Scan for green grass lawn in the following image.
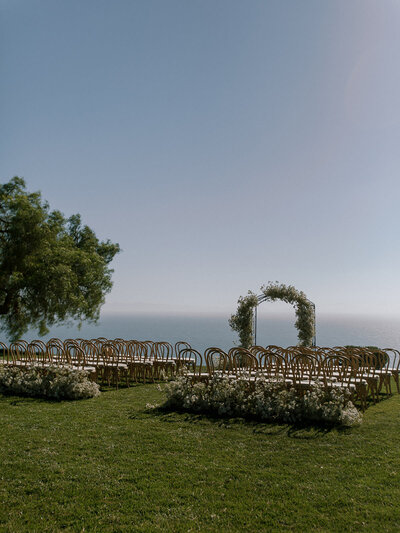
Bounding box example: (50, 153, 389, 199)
(1, 384, 400, 532)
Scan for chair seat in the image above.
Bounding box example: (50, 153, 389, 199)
(185, 372, 209, 380)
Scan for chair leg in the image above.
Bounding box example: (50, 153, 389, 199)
(392, 372, 400, 394)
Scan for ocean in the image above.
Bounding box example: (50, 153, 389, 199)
(12, 312, 400, 353)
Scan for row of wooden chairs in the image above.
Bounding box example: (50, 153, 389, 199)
(0, 338, 196, 387)
(1, 339, 398, 408)
(177, 345, 400, 410)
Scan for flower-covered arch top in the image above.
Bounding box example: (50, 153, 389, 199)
(229, 282, 315, 348)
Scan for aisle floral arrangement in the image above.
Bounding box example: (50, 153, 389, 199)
(164, 375, 362, 427)
(0, 365, 100, 400)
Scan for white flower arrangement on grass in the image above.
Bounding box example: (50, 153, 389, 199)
(0, 365, 100, 400)
(164, 375, 362, 427)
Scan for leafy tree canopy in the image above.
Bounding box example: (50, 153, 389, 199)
(0, 177, 120, 339)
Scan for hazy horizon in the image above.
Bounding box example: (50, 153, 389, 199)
(10, 311, 399, 354)
(97, 308, 400, 320)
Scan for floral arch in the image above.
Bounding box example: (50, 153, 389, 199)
(229, 282, 316, 348)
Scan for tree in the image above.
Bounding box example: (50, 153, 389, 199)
(0, 177, 120, 339)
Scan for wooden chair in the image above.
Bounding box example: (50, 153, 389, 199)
(383, 348, 400, 393)
(260, 349, 289, 383)
(151, 342, 176, 379)
(346, 348, 379, 403)
(175, 341, 191, 357)
(80, 340, 102, 381)
(63, 341, 97, 380)
(27, 340, 48, 367)
(178, 348, 208, 382)
(228, 347, 258, 379)
(289, 353, 320, 394)
(0, 341, 9, 366)
(46, 340, 68, 367)
(122, 340, 151, 383)
(322, 354, 368, 410)
(9, 340, 30, 367)
(204, 347, 231, 379)
(369, 349, 393, 395)
(175, 342, 196, 373)
(99, 341, 129, 388)
(249, 346, 269, 368)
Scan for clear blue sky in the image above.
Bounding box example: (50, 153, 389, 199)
(1, 0, 399, 318)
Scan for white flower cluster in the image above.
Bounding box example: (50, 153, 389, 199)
(0, 365, 100, 400)
(164, 375, 362, 427)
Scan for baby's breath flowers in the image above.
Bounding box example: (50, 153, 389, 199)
(164, 375, 362, 427)
(0, 365, 100, 400)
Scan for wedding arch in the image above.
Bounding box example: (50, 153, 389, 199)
(229, 282, 316, 348)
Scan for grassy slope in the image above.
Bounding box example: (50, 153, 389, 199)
(0, 385, 400, 532)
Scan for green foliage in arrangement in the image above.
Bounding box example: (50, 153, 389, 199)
(0, 365, 100, 400)
(228, 292, 258, 348)
(164, 375, 362, 427)
(229, 282, 315, 347)
(0, 177, 120, 339)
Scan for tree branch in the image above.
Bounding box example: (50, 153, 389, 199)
(0, 290, 14, 315)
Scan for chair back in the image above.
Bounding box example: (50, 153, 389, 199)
(175, 341, 191, 358)
(383, 348, 400, 371)
(290, 353, 319, 385)
(178, 348, 203, 376)
(152, 342, 173, 361)
(204, 347, 230, 376)
(46, 340, 67, 366)
(0, 341, 9, 364)
(9, 340, 30, 366)
(228, 347, 258, 374)
(322, 354, 353, 388)
(27, 340, 48, 366)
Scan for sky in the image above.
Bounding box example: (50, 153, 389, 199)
(1, 0, 400, 319)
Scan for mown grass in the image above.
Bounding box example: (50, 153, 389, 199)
(1, 384, 400, 532)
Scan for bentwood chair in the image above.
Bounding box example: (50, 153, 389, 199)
(46, 339, 68, 367)
(204, 347, 231, 378)
(9, 340, 30, 367)
(368, 349, 392, 396)
(228, 347, 258, 378)
(383, 348, 400, 394)
(151, 342, 176, 379)
(322, 354, 368, 410)
(175, 343, 196, 373)
(63, 342, 97, 380)
(345, 348, 379, 403)
(123, 340, 151, 383)
(289, 353, 320, 393)
(27, 340, 48, 367)
(251, 347, 288, 382)
(99, 341, 129, 388)
(0, 341, 9, 366)
(178, 348, 208, 382)
(249, 346, 270, 368)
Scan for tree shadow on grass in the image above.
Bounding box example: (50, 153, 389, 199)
(286, 424, 337, 439)
(131, 404, 343, 439)
(0, 391, 101, 405)
(0, 393, 59, 406)
(98, 382, 144, 393)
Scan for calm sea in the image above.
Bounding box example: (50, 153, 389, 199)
(12, 312, 400, 353)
